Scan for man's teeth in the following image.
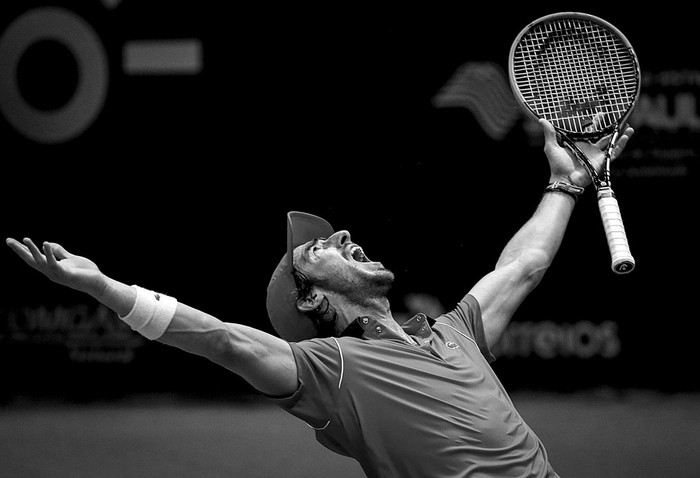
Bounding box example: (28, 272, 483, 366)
(352, 248, 369, 262)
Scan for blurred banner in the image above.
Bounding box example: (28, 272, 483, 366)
(1, 3, 697, 399)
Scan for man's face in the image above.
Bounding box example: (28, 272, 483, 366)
(293, 230, 394, 298)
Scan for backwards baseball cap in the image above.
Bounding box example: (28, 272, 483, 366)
(266, 211, 334, 342)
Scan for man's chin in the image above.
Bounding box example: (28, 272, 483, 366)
(373, 268, 395, 291)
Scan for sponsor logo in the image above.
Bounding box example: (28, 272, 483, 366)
(432, 62, 520, 140)
(1, 304, 145, 364)
(494, 320, 621, 360)
(0, 3, 202, 144)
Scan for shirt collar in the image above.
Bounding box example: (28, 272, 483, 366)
(339, 313, 435, 343)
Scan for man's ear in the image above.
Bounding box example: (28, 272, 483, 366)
(297, 291, 325, 313)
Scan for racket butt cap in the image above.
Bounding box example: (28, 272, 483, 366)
(612, 258, 635, 274)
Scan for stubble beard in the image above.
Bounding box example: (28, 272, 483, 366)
(350, 266, 395, 304)
(321, 265, 395, 303)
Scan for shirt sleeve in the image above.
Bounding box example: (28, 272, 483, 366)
(437, 294, 496, 362)
(266, 337, 342, 428)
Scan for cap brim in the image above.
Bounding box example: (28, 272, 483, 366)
(266, 211, 334, 341)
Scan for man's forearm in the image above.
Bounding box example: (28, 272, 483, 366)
(470, 191, 576, 348)
(496, 190, 575, 273)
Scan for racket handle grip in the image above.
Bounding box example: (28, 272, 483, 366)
(597, 187, 635, 274)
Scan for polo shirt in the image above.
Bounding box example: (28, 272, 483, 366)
(270, 294, 560, 478)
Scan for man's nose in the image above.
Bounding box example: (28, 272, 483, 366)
(328, 230, 351, 247)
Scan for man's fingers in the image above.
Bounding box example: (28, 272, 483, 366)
(6, 237, 40, 270)
(539, 119, 563, 154)
(43, 242, 59, 268)
(49, 242, 71, 260)
(7, 238, 70, 280)
(610, 135, 629, 161)
(6, 238, 31, 260)
(610, 126, 635, 161)
(23, 238, 48, 269)
(539, 118, 556, 143)
(6, 237, 24, 253)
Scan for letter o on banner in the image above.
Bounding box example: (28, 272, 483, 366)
(0, 7, 108, 143)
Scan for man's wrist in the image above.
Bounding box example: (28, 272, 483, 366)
(118, 285, 177, 340)
(544, 180, 585, 202)
(92, 277, 138, 317)
(87, 273, 110, 301)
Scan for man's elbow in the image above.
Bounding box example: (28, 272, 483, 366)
(503, 248, 552, 289)
(207, 324, 284, 376)
(204, 324, 257, 372)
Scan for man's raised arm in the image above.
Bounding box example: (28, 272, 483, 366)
(468, 119, 634, 350)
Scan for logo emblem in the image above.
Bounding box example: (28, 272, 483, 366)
(446, 341, 459, 350)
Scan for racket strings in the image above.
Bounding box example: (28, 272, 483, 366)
(512, 18, 638, 135)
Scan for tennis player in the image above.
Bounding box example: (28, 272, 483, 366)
(6, 119, 633, 477)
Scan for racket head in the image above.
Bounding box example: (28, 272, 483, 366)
(508, 12, 641, 140)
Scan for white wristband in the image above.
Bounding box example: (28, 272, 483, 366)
(119, 285, 177, 340)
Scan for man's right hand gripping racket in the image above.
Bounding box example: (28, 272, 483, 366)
(508, 12, 640, 274)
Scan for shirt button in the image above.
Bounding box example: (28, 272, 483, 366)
(361, 318, 369, 324)
(375, 326, 382, 333)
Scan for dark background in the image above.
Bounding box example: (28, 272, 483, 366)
(1, 2, 697, 401)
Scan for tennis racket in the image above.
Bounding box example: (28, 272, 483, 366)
(508, 12, 640, 274)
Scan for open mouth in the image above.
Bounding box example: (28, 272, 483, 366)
(350, 245, 370, 263)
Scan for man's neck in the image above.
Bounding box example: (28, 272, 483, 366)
(334, 298, 412, 343)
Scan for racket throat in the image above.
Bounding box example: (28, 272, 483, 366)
(596, 185, 615, 199)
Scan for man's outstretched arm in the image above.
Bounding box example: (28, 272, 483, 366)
(5, 238, 298, 397)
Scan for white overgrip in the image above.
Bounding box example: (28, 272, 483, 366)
(597, 187, 635, 274)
